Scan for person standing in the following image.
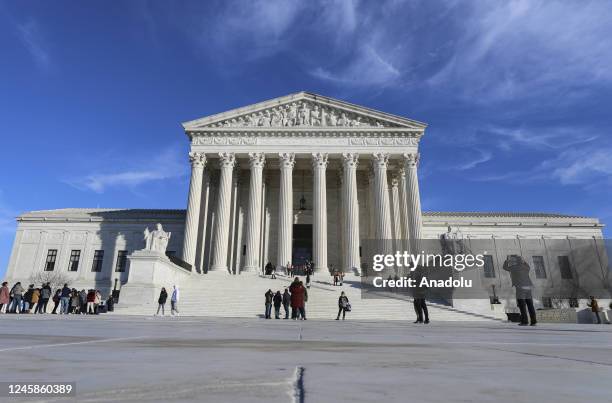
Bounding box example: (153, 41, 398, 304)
(79, 289, 87, 314)
(37, 283, 52, 314)
(60, 283, 71, 314)
(273, 291, 282, 319)
(171, 285, 180, 316)
(289, 277, 306, 320)
(336, 291, 350, 320)
(282, 288, 291, 319)
(264, 289, 274, 319)
(306, 271, 311, 289)
(412, 266, 429, 324)
(286, 261, 293, 277)
(587, 296, 601, 324)
(51, 289, 61, 314)
(30, 287, 41, 314)
(156, 287, 168, 316)
(94, 290, 102, 314)
(0, 282, 9, 313)
(503, 255, 537, 326)
(10, 282, 24, 313)
(86, 289, 96, 314)
(70, 289, 80, 314)
(23, 285, 34, 313)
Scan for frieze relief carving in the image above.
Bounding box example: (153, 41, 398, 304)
(205, 100, 398, 128)
(192, 135, 419, 147)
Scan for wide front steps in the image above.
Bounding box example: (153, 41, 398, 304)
(113, 272, 500, 322)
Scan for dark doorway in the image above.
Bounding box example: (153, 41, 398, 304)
(292, 224, 312, 269)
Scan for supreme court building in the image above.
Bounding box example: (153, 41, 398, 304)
(5, 92, 608, 319)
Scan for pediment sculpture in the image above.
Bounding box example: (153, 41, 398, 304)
(206, 101, 397, 129)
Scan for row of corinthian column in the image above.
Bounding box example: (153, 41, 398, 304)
(181, 152, 423, 274)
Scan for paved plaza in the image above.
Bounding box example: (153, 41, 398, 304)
(0, 315, 610, 402)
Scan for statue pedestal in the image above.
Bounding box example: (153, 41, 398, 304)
(120, 250, 191, 307)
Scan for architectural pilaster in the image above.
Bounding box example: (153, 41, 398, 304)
(277, 153, 295, 270)
(312, 152, 328, 272)
(210, 152, 236, 272)
(342, 153, 361, 273)
(182, 151, 206, 267)
(243, 152, 266, 272)
(403, 153, 423, 253)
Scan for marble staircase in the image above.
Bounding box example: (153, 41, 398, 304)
(113, 272, 503, 322)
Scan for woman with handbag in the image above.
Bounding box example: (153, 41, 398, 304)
(336, 291, 350, 320)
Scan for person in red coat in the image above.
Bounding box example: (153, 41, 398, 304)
(289, 277, 307, 320)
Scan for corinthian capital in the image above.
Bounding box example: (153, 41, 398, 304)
(248, 152, 266, 169)
(311, 152, 329, 169)
(278, 152, 296, 169)
(371, 152, 389, 169)
(188, 152, 206, 168)
(342, 153, 359, 169)
(403, 152, 420, 168)
(217, 152, 236, 169)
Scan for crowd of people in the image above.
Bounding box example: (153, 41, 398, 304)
(0, 281, 114, 315)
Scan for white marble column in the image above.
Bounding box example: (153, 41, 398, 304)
(243, 152, 266, 272)
(196, 171, 211, 274)
(342, 153, 361, 273)
(403, 153, 423, 253)
(371, 153, 392, 240)
(182, 152, 206, 267)
(277, 153, 295, 270)
(398, 168, 411, 252)
(312, 152, 328, 272)
(210, 152, 236, 272)
(390, 173, 403, 248)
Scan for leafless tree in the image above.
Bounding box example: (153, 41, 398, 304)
(28, 272, 71, 289)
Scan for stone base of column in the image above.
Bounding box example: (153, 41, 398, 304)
(208, 265, 229, 273)
(241, 265, 259, 274)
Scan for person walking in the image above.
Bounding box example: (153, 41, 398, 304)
(503, 255, 537, 326)
(0, 282, 10, 313)
(587, 296, 602, 324)
(264, 289, 274, 319)
(273, 291, 282, 319)
(336, 291, 350, 320)
(306, 271, 311, 289)
(156, 287, 168, 316)
(51, 289, 61, 314)
(412, 266, 429, 324)
(282, 288, 291, 319)
(289, 277, 306, 320)
(37, 283, 52, 314)
(171, 285, 180, 316)
(60, 283, 71, 314)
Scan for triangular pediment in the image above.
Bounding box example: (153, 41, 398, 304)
(182, 92, 426, 130)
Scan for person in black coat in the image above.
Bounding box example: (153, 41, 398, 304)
(503, 255, 537, 326)
(264, 289, 274, 319)
(273, 291, 283, 319)
(282, 288, 291, 319)
(156, 287, 168, 316)
(336, 291, 350, 320)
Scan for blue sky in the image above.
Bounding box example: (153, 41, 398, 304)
(1, 0, 611, 277)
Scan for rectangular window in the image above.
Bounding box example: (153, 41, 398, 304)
(115, 250, 128, 272)
(91, 250, 104, 272)
(558, 256, 573, 279)
(542, 297, 552, 309)
(568, 298, 579, 308)
(482, 255, 495, 278)
(532, 256, 547, 279)
(45, 249, 58, 271)
(68, 250, 81, 271)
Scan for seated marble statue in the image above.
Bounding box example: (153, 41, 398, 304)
(143, 223, 171, 254)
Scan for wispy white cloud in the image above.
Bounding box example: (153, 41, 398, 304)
(64, 146, 187, 194)
(15, 18, 51, 70)
(456, 149, 492, 171)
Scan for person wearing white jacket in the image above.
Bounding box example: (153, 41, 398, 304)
(171, 285, 180, 316)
